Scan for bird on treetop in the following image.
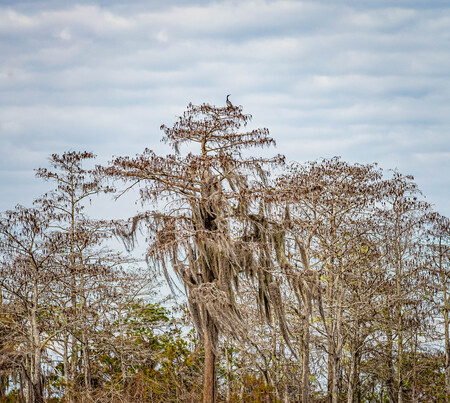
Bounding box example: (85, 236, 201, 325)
(226, 94, 233, 108)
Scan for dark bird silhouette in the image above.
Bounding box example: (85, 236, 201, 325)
(226, 94, 233, 108)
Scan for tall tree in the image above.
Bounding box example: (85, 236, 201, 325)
(273, 158, 386, 402)
(35, 151, 119, 401)
(378, 172, 430, 403)
(106, 102, 285, 402)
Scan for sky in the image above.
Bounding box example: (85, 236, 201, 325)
(1, 0, 449, 219)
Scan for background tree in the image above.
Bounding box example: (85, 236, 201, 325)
(375, 172, 430, 403)
(34, 152, 120, 401)
(0, 204, 65, 403)
(424, 213, 450, 401)
(271, 158, 386, 402)
(0, 152, 141, 402)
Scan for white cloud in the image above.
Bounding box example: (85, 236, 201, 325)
(340, 7, 418, 30)
(0, 0, 449, 216)
(0, 9, 38, 32)
(57, 27, 72, 40)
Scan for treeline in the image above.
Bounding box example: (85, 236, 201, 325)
(0, 103, 448, 402)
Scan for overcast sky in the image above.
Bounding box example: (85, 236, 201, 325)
(1, 0, 449, 218)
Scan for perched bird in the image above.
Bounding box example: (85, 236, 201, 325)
(226, 94, 233, 108)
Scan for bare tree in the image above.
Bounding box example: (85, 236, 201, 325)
(425, 213, 450, 401)
(377, 172, 430, 403)
(35, 151, 123, 401)
(0, 205, 66, 403)
(272, 158, 387, 402)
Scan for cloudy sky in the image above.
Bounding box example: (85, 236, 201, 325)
(1, 0, 449, 217)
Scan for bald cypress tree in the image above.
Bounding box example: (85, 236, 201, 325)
(106, 102, 286, 402)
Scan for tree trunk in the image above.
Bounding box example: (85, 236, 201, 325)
(81, 279, 91, 398)
(356, 350, 361, 403)
(23, 360, 32, 403)
(0, 374, 6, 400)
(397, 298, 403, 403)
(31, 280, 44, 403)
(82, 332, 91, 394)
(347, 348, 356, 403)
(203, 322, 217, 403)
(445, 306, 450, 403)
(298, 242, 312, 403)
(19, 370, 25, 403)
(31, 320, 44, 403)
(347, 327, 361, 403)
(118, 302, 127, 386)
(331, 352, 340, 403)
(442, 245, 450, 403)
(301, 293, 311, 403)
(225, 344, 232, 403)
(69, 272, 77, 397)
(283, 382, 290, 403)
(327, 345, 333, 403)
(330, 290, 344, 403)
(0, 288, 5, 400)
(386, 328, 396, 403)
